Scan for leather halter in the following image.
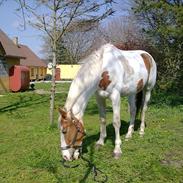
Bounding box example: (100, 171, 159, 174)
(61, 120, 86, 151)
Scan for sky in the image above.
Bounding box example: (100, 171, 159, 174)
(0, 0, 131, 59)
(0, 1, 44, 57)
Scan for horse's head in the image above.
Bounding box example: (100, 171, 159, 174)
(58, 108, 85, 161)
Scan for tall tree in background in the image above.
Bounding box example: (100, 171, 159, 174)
(41, 35, 72, 64)
(18, 0, 114, 125)
(100, 15, 146, 49)
(62, 25, 99, 63)
(41, 21, 100, 64)
(132, 0, 183, 92)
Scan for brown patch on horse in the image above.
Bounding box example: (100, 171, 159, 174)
(59, 108, 85, 146)
(99, 71, 111, 90)
(137, 79, 144, 93)
(63, 120, 85, 146)
(141, 53, 152, 75)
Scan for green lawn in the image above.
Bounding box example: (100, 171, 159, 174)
(0, 83, 183, 183)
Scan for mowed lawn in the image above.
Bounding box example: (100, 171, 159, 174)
(0, 82, 183, 183)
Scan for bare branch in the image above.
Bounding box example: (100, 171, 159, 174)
(42, 15, 54, 40)
(17, 0, 26, 30)
(56, 0, 83, 41)
(0, 0, 6, 6)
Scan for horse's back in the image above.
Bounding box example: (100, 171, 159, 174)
(98, 44, 157, 96)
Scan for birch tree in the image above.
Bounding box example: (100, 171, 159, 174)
(18, 0, 114, 125)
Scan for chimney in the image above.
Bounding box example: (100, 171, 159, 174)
(12, 37, 18, 46)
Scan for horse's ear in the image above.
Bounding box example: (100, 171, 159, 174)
(58, 107, 67, 119)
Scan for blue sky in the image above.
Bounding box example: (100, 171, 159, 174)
(0, 1, 44, 57)
(0, 0, 130, 59)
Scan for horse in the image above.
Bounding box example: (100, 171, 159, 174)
(58, 43, 157, 161)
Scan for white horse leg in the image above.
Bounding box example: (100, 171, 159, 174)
(110, 90, 122, 158)
(96, 93, 107, 147)
(139, 90, 151, 137)
(125, 95, 136, 140)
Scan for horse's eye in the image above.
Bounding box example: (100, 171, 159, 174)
(62, 128, 67, 134)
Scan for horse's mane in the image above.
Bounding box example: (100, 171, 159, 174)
(79, 45, 104, 69)
(64, 44, 105, 111)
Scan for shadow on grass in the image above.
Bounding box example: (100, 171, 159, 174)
(0, 95, 49, 113)
(79, 119, 141, 182)
(26, 120, 140, 183)
(83, 119, 141, 150)
(30, 119, 142, 183)
(79, 143, 96, 183)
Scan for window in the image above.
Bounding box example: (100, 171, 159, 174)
(31, 68, 34, 77)
(0, 57, 8, 76)
(40, 68, 44, 76)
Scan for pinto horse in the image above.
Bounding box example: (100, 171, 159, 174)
(59, 44, 157, 161)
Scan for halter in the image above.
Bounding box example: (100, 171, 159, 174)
(61, 120, 86, 151)
(60, 114, 107, 182)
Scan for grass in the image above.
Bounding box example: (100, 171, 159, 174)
(0, 82, 183, 183)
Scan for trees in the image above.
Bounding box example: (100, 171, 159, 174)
(41, 21, 100, 64)
(132, 0, 183, 92)
(41, 35, 72, 64)
(18, 0, 114, 125)
(100, 15, 146, 50)
(62, 27, 99, 63)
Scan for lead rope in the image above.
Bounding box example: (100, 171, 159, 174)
(80, 155, 108, 183)
(61, 154, 108, 183)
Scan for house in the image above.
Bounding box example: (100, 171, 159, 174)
(0, 29, 25, 92)
(19, 44, 47, 81)
(0, 28, 47, 92)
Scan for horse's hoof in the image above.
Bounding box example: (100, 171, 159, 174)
(73, 152, 80, 160)
(95, 144, 103, 150)
(125, 134, 132, 141)
(139, 132, 144, 137)
(113, 152, 122, 159)
(125, 138, 129, 141)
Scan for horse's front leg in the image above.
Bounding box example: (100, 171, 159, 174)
(110, 90, 122, 159)
(95, 93, 107, 149)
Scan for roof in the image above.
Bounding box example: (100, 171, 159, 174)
(20, 45, 47, 67)
(0, 29, 25, 58)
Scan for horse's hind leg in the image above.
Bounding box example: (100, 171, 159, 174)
(139, 90, 151, 137)
(125, 95, 136, 140)
(95, 93, 107, 148)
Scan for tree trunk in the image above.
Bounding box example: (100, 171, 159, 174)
(50, 46, 56, 126)
(49, 5, 57, 126)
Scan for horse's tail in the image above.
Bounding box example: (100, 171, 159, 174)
(135, 91, 143, 119)
(135, 52, 157, 119)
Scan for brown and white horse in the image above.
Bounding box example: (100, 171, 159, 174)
(59, 44, 157, 161)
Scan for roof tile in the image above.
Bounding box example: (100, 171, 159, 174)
(0, 29, 25, 58)
(20, 45, 46, 67)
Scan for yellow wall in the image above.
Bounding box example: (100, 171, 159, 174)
(0, 76, 9, 93)
(38, 67, 47, 80)
(47, 64, 81, 80)
(30, 66, 47, 81)
(0, 46, 8, 92)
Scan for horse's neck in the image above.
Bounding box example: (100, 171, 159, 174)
(64, 52, 103, 119)
(65, 78, 98, 119)
(72, 85, 96, 119)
